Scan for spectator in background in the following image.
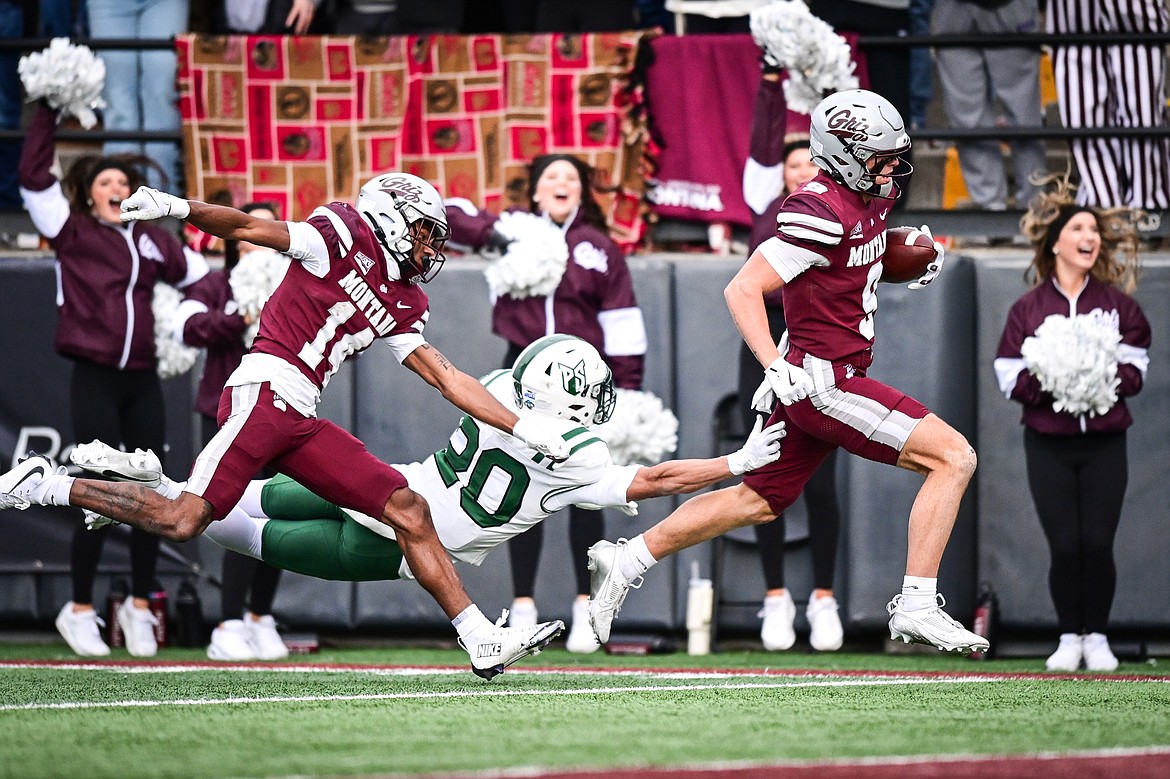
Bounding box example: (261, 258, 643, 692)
(810, 0, 910, 121)
(18, 100, 209, 657)
(808, 0, 912, 205)
(933, 0, 1045, 212)
(220, 0, 325, 34)
(993, 177, 1150, 672)
(907, 0, 933, 131)
(0, 0, 22, 210)
(1047, 0, 1170, 210)
(87, 0, 188, 190)
(446, 154, 648, 653)
(331, 0, 397, 35)
(177, 202, 289, 662)
(740, 68, 843, 653)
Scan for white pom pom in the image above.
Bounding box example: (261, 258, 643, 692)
(152, 283, 200, 379)
(749, 1, 859, 115)
(484, 212, 569, 300)
(18, 38, 107, 129)
(1021, 311, 1122, 417)
(229, 250, 291, 347)
(594, 389, 680, 466)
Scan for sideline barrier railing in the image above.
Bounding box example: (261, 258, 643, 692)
(0, 32, 1165, 238)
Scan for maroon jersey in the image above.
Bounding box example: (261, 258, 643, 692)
(994, 276, 1150, 436)
(18, 104, 203, 371)
(179, 271, 248, 418)
(252, 203, 430, 390)
(764, 171, 892, 363)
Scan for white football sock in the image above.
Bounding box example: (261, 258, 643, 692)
(237, 479, 268, 518)
(43, 473, 75, 507)
(452, 605, 492, 640)
(202, 504, 266, 558)
(158, 476, 183, 500)
(901, 575, 938, 611)
(619, 534, 658, 581)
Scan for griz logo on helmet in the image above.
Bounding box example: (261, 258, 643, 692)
(379, 176, 429, 204)
(826, 110, 871, 143)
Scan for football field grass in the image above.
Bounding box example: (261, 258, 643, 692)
(1, 643, 1168, 779)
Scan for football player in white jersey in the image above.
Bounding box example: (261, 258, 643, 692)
(61, 335, 786, 623)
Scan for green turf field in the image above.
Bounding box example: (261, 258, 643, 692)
(1, 643, 1167, 779)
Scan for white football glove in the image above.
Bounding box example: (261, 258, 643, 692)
(727, 418, 787, 476)
(120, 185, 191, 222)
(764, 355, 814, 406)
(908, 224, 945, 290)
(512, 416, 570, 462)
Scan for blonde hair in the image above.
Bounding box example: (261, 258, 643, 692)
(1019, 173, 1141, 293)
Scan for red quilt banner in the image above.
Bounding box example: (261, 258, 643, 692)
(177, 33, 651, 246)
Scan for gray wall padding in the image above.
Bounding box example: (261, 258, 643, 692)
(3, 253, 1168, 636)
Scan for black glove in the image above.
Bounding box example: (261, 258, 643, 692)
(486, 226, 514, 254)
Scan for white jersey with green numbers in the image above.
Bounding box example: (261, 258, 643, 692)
(346, 369, 642, 579)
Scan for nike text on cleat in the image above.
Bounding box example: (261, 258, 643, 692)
(70, 441, 162, 488)
(0, 454, 54, 511)
(887, 593, 990, 654)
(585, 539, 642, 645)
(460, 616, 564, 680)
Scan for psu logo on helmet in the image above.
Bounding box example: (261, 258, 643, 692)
(558, 359, 589, 397)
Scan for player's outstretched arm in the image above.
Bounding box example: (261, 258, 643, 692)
(625, 419, 785, 501)
(121, 186, 292, 252)
(403, 344, 570, 460)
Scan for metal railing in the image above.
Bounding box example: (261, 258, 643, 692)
(0, 30, 1167, 143)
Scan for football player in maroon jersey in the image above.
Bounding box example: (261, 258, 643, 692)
(1, 173, 574, 679)
(586, 89, 988, 655)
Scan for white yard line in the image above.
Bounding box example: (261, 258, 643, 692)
(0, 676, 1006, 712)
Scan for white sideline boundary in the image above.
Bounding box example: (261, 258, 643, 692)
(0, 670, 1008, 712)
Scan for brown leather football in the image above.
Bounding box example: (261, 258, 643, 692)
(881, 226, 938, 284)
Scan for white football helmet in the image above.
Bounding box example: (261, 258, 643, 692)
(355, 173, 449, 283)
(809, 89, 913, 199)
(512, 335, 616, 426)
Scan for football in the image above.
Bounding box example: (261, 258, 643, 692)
(881, 226, 939, 283)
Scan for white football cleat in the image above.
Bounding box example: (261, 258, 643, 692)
(460, 614, 564, 680)
(887, 593, 989, 654)
(70, 441, 163, 489)
(585, 539, 642, 645)
(83, 510, 119, 530)
(0, 454, 59, 510)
